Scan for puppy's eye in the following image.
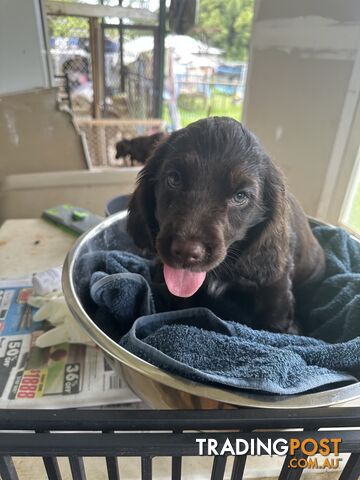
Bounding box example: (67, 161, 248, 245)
(166, 171, 181, 188)
(231, 191, 249, 206)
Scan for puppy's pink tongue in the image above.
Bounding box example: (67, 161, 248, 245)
(163, 265, 206, 298)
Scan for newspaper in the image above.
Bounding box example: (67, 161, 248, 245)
(0, 277, 141, 408)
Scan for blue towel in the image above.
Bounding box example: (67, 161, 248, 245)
(83, 225, 360, 395)
(296, 226, 360, 342)
(121, 309, 358, 394)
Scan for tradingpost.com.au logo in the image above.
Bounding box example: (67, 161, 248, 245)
(196, 437, 342, 470)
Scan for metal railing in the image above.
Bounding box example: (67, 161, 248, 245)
(0, 407, 359, 479)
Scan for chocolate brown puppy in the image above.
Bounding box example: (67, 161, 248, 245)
(127, 117, 325, 334)
(115, 132, 166, 165)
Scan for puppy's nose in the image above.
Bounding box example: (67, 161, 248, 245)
(171, 239, 205, 265)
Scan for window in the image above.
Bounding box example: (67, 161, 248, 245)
(340, 147, 360, 236)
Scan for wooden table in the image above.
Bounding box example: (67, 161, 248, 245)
(0, 219, 76, 279)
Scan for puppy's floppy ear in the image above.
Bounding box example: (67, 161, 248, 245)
(116, 140, 129, 159)
(262, 158, 287, 226)
(115, 141, 122, 159)
(247, 156, 290, 284)
(123, 139, 132, 152)
(127, 140, 168, 253)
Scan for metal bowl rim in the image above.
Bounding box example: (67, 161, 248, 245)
(62, 212, 360, 409)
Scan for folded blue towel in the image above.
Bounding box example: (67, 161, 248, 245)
(121, 309, 358, 394)
(296, 226, 360, 342)
(83, 224, 360, 395)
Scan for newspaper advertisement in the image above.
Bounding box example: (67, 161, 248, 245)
(0, 277, 141, 408)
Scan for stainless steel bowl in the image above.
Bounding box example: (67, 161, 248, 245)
(62, 212, 360, 409)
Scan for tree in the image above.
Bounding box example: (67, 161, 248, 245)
(48, 15, 90, 39)
(47, 0, 149, 40)
(47, 0, 143, 41)
(191, 0, 255, 61)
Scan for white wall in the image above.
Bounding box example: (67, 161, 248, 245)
(0, 0, 49, 94)
(243, 0, 360, 223)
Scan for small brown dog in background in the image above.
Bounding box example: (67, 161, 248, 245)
(115, 132, 166, 166)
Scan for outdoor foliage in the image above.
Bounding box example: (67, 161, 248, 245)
(47, 0, 89, 38)
(48, 0, 255, 59)
(164, 91, 243, 128)
(47, 0, 150, 39)
(347, 182, 360, 234)
(192, 0, 255, 61)
(48, 15, 89, 38)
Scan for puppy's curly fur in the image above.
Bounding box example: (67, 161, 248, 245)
(127, 117, 325, 334)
